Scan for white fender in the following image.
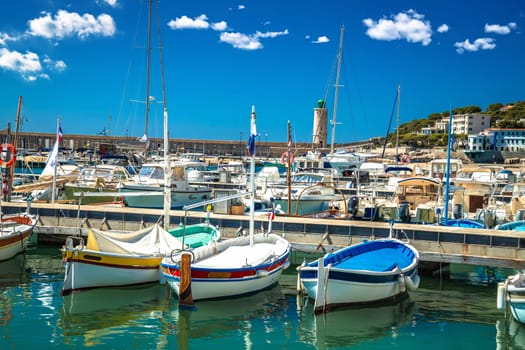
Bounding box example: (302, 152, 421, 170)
(404, 274, 420, 292)
(314, 258, 329, 313)
(256, 269, 269, 278)
(497, 282, 506, 310)
(296, 261, 305, 293)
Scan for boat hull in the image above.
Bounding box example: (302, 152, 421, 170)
(498, 274, 525, 324)
(164, 266, 286, 300)
(298, 238, 420, 311)
(62, 250, 163, 295)
(62, 185, 121, 205)
(300, 267, 419, 307)
(273, 198, 329, 216)
(160, 234, 291, 300)
(122, 188, 212, 209)
(0, 214, 36, 261)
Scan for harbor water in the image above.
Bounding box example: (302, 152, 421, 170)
(0, 240, 523, 349)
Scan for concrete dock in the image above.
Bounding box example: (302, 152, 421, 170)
(2, 201, 525, 269)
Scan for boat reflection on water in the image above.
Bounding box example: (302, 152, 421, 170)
(297, 295, 416, 349)
(59, 283, 165, 341)
(448, 263, 515, 285)
(166, 284, 289, 348)
(496, 318, 525, 349)
(0, 254, 30, 328)
(0, 254, 29, 288)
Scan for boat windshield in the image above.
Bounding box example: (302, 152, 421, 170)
(139, 166, 164, 180)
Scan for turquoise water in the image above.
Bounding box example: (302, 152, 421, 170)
(0, 243, 522, 349)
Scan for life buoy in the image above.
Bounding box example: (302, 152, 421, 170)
(281, 151, 294, 165)
(267, 211, 275, 221)
(0, 143, 16, 167)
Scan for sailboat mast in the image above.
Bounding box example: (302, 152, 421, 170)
(144, 0, 153, 149)
(330, 25, 344, 155)
(444, 105, 453, 224)
(8, 96, 23, 201)
(153, 0, 171, 230)
(286, 121, 292, 215)
(249, 106, 257, 246)
(396, 84, 400, 158)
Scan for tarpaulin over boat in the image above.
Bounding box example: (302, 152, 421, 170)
(86, 224, 184, 255)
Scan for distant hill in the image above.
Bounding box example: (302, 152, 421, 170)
(383, 100, 525, 148)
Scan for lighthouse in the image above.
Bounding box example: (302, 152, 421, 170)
(312, 99, 328, 148)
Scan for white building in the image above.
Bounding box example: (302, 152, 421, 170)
(451, 113, 490, 135)
(419, 113, 490, 136)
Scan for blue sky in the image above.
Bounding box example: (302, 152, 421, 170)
(0, 0, 523, 145)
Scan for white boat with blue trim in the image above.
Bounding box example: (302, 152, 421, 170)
(297, 221, 420, 313)
(497, 273, 525, 324)
(160, 106, 291, 303)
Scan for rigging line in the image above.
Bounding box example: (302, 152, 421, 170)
(155, 1, 168, 111)
(144, 0, 153, 141)
(115, 0, 147, 136)
(312, 43, 339, 150)
(381, 86, 399, 159)
(340, 68, 357, 141)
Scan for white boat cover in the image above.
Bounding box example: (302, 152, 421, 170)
(86, 224, 184, 256)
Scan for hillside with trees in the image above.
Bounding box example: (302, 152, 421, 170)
(381, 100, 525, 148)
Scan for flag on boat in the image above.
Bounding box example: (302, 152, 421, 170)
(41, 123, 63, 178)
(58, 126, 63, 143)
(247, 106, 257, 157)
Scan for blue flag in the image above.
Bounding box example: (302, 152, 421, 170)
(247, 107, 257, 157)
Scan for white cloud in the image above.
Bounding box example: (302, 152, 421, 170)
(43, 56, 67, 72)
(437, 24, 449, 33)
(220, 32, 262, 50)
(485, 22, 517, 35)
(312, 35, 330, 44)
(454, 37, 496, 54)
(0, 47, 43, 80)
(211, 21, 228, 32)
(219, 30, 288, 50)
(167, 14, 210, 30)
(238, 5, 246, 10)
(363, 9, 432, 46)
(28, 10, 116, 40)
(102, 0, 118, 7)
(0, 32, 19, 46)
(255, 29, 289, 38)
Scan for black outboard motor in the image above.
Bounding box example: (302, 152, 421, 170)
(399, 202, 410, 223)
(453, 204, 462, 219)
(348, 196, 359, 217)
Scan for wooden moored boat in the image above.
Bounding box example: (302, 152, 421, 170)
(160, 106, 292, 304)
(0, 212, 37, 261)
(497, 273, 525, 324)
(61, 224, 185, 295)
(297, 221, 420, 313)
